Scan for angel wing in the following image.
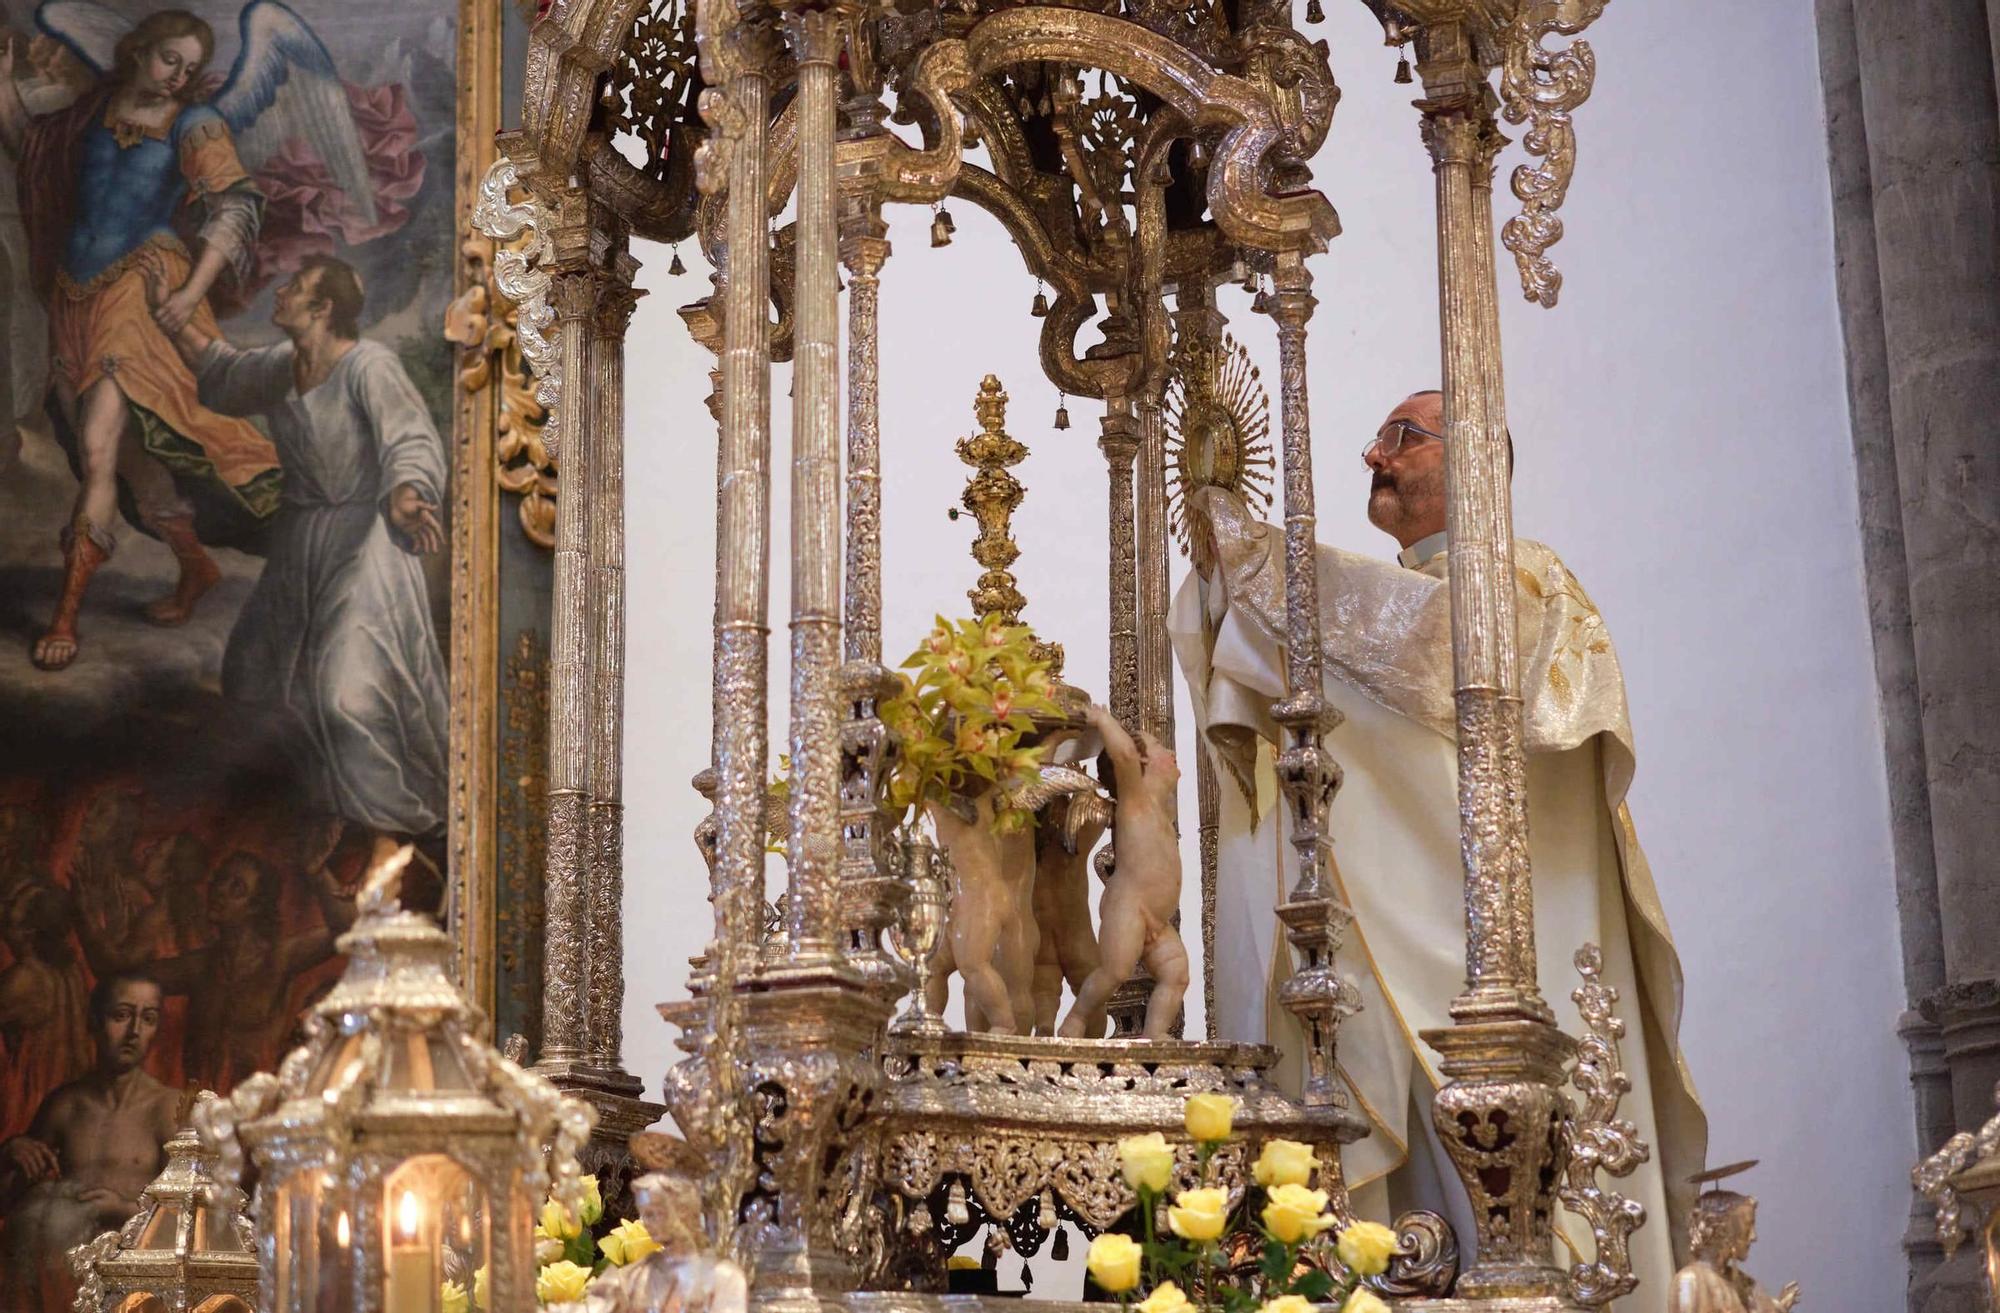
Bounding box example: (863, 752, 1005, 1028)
(34, 0, 130, 78)
(214, 1, 376, 226)
(1004, 765, 1115, 853)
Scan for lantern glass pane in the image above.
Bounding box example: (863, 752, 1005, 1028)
(304, 1032, 367, 1096)
(138, 1200, 181, 1248)
(381, 1031, 475, 1092)
(191, 1198, 245, 1252)
(383, 1155, 489, 1313)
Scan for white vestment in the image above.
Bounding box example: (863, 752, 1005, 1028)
(197, 338, 450, 836)
(1170, 488, 1706, 1303)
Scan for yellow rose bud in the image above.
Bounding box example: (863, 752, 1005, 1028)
(1117, 1131, 1176, 1194)
(1261, 1296, 1313, 1313)
(535, 1259, 593, 1304)
(1086, 1233, 1144, 1293)
(1136, 1281, 1193, 1313)
(1166, 1186, 1228, 1242)
(473, 1266, 489, 1310)
(440, 1279, 469, 1313)
(1183, 1093, 1239, 1144)
(537, 1199, 579, 1241)
(600, 1216, 664, 1267)
(1335, 1220, 1400, 1278)
(1342, 1290, 1392, 1313)
(1260, 1183, 1335, 1244)
(577, 1173, 604, 1226)
(1252, 1139, 1321, 1190)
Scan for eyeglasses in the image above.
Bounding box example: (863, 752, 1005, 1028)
(1362, 419, 1444, 466)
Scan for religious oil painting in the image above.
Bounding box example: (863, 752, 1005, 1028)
(0, 0, 538, 1306)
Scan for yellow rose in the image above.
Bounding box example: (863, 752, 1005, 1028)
(1342, 1290, 1391, 1313)
(1086, 1233, 1144, 1293)
(1166, 1186, 1228, 1242)
(1183, 1094, 1239, 1144)
(1260, 1183, 1335, 1244)
(1252, 1139, 1321, 1190)
(600, 1216, 664, 1266)
(473, 1267, 489, 1310)
(1335, 1220, 1400, 1278)
(536, 1259, 593, 1304)
(440, 1280, 469, 1313)
(1137, 1281, 1193, 1313)
(1117, 1131, 1176, 1194)
(577, 1173, 604, 1226)
(537, 1199, 580, 1241)
(1261, 1296, 1313, 1313)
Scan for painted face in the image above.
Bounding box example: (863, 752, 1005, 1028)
(139, 34, 204, 97)
(97, 979, 163, 1072)
(207, 854, 265, 927)
(1365, 394, 1447, 545)
(271, 268, 321, 335)
(81, 789, 138, 854)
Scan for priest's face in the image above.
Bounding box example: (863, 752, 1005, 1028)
(1366, 392, 1447, 549)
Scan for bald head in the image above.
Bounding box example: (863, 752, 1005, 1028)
(1365, 391, 1448, 548)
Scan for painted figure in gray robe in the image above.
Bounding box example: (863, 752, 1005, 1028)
(159, 255, 449, 837)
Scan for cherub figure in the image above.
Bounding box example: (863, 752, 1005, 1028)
(1031, 786, 1109, 1036)
(1669, 1176, 1799, 1313)
(1059, 704, 1186, 1039)
(928, 789, 1037, 1035)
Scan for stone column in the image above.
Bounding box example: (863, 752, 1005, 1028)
(781, 7, 847, 969)
(1813, 0, 1952, 1292)
(1850, 0, 2000, 1135)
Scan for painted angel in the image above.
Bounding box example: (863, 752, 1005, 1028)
(0, 1, 414, 671)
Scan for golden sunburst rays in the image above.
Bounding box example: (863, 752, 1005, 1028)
(1163, 331, 1274, 555)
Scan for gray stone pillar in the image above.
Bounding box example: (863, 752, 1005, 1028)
(1819, 0, 2000, 1305)
(1850, 0, 2000, 1129)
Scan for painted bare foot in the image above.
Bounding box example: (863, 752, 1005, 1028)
(32, 629, 78, 670)
(143, 552, 220, 626)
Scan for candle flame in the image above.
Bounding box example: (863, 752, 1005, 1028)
(398, 1189, 421, 1240)
(335, 1210, 351, 1247)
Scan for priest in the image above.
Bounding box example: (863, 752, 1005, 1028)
(1169, 390, 1706, 1297)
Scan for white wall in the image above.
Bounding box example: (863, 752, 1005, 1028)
(621, 0, 1908, 1301)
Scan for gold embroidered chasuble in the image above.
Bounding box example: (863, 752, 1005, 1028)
(1169, 487, 1708, 1294)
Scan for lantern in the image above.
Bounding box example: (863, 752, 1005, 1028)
(68, 1092, 259, 1313)
(197, 849, 593, 1313)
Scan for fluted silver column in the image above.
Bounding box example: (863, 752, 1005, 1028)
(781, 8, 846, 967)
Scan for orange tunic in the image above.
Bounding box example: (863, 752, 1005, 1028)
(49, 112, 278, 495)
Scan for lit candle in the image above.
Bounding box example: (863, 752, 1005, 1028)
(386, 1189, 435, 1313)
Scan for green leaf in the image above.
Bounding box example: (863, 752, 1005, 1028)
(1259, 1240, 1290, 1284)
(1294, 1271, 1335, 1301)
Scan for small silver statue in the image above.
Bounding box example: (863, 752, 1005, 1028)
(1668, 1162, 1799, 1313)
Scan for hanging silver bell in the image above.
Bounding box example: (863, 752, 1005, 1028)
(1395, 53, 1413, 84)
(668, 245, 687, 276)
(931, 208, 956, 248)
(1031, 289, 1050, 317)
(1054, 401, 1071, 431)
